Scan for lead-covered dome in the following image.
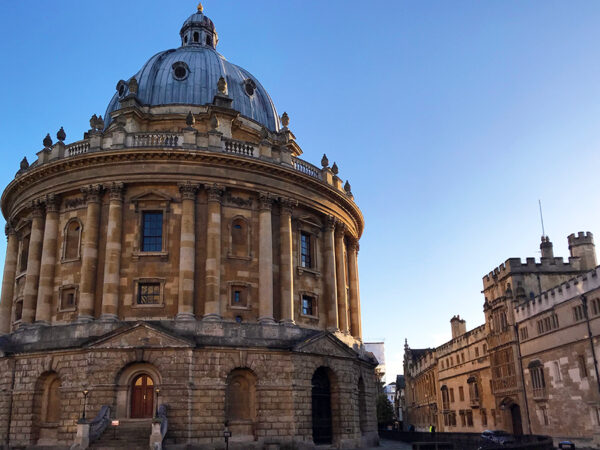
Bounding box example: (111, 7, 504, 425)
(104, 5, 280, 131)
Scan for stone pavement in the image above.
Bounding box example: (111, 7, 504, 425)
(361, 438, 412, 449)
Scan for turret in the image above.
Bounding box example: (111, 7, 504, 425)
(450, 315, 466, 339)
(568, 232, 597, 271)
(540, 236, 554, 259)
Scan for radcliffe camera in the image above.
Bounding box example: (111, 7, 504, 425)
(0, 3, 598, 450)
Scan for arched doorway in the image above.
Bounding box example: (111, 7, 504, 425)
(312, 367, 333, 445)
(131, 374, 154, 418)
(510, 403, 523, 436)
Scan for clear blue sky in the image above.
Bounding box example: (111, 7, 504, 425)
(2, 1, 600, 382)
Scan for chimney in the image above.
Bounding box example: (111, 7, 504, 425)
(540, 236, 554, 259)
(568, 232, 597, 271)
(450, 315, 467, 339)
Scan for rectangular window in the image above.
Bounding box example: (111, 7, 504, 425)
(459, 410, 466, 427)
(537, 314, 559, 335)
(459, 386, 464, 402)
(302, 294, 315, 316)
(142, 211, 163, 252)
(14, 299, 23, 322)
(481, 409, 487, 426)
(475, 347, 480, 358)
(300, 232, 312, 268)
(520, 326, 529, 340)
(483, 344, 487, 354)
(449, 388, 455, 403)
(573, 305, 585, 322)
(578, 355, 588, 378)
(19, 235, 30, 273)
(138, 282, 161, 304)
(230, 285, 249, 308)
(60, 287, 77, 311)
(592, 298, 600, 316)
(466, 410, 473, 427)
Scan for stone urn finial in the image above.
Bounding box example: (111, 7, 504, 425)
(43, 133, 53, 148)
(210, 115, 220, 130)
(217, 76, 228, 95)
(281, 112, 290, 128)
(344, 180, 352, 193)
(186, 111, 195, 127)
(331, 162, 339, 175)
(128, 77, 139, 95)
(321, 154, 329, 168)
(57, 127, 66, 142)
(20, 157, 29, 170)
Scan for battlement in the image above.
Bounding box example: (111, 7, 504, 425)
(483, 256, 582, 289)
(568, 231, 594, 247)
(436, 324, 486, 356)
(514, 265, 600, 322)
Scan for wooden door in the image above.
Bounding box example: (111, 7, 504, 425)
(131, 375, 154, 418)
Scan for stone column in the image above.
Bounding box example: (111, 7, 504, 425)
(335, 223, 349, 333)
(177, 182, 199, 321)
(21, 200, 45, 325)
(0, 224, 18, 334)
(78, 185, 103, 322)
(347, 238, 362, 339)
(323, 216, 338, 330)
(100, 182, 124, 321)
(204, 184, 224, 320)
(35, 195, 60, 324)
(258, 193, 275, 324)
(279, 198, 296, 325)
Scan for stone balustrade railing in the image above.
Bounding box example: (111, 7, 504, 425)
(130, 133, 181, 148)
(291, 157, 320, 179)
(66, 140, 90, 157)
(223, 138, 255, 156)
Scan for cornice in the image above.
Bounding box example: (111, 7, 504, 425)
(2, 149, 364, 237)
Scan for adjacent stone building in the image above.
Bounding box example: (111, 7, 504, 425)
(0, 5, 378, 449)
(404, 233, 600, 447)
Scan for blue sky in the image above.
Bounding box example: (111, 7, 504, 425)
(1, 1, 600, 382)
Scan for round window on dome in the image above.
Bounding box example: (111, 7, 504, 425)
(172, 62, 190, 81)
(116, 80, 127, 98)
(244, 79, 256, 97)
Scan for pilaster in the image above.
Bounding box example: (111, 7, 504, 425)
(177, 182, 199, 321)
(204, 184, 224, 320)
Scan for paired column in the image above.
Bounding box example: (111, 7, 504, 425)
(323, 216, 339, 330)
(335, 223, 349, 333)
(177, 182, 199, 321)
(258, 193, 275, 324)
(78, 185, 103, 322)
(35, 195, 60, 324)
(0, 225, 18, 334)
(347, 238, 362, 339)
(21, 200, 45, 325)
(204, 184, 224, 320)
(100, 182, 124, 321)
(279, 198, 296, 325)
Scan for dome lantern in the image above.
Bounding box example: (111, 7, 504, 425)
(179, 5, 218, 49)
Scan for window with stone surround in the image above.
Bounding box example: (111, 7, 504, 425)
(225, 368, 257, 427)
(449, 388, 455, 402)
(459, 410, 466, 426)
(459, 386, 464, 401)
(296, 217, 321, 276)
(59, 285, 78, 312)
(133, 279, 165, 307)
(519, 326, 529, 340)
(528, 360, 546, 398)
(481, 408, 487, 426)
(466, 409, 473, 427)
(228, 216, 251, 259)
(578, 354, 588, 378)
(573, 304, 585, 322)
(18, 234, 30, 273)
(13, 298, 23, 323)
(441, 386, 450, 410)
(131, 191, 172, 258)
(536, 313, 559, 335)
(300, 293, 318, 318)
(228, 283, 250, 309)
(142, 212, 163, 252)
(467, 377, 480, 404)
(591, 298, 600, 316)
(300, 232, 312, 268)
(62, 219, 82, 262)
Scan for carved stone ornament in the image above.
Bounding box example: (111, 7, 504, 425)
(31, 199, 45, 218)
(81, 184, 103, 203)
(225, 194, 253, 208)
(5, 223, 16, 237)
(281, 112, 290, 128)
(325, 215, 337, 231)
(56, 127, 66, 142)
(344, 180, 352, 193)
(258, 192, 274, 211)
(44, 194, 60, 213)
(108, 182, 125, 201)
(64, 197, 86, 210)
(20, 157, 29, 170)
(186, 111, 195, 127)
(279, 197, 297, 215)
(89, 114, 104, 131)
(217, 76, 228, 95)
(331, 162, 339, 175)
(178, 181, 200, 200)
(335, 221, 347, 236)
(210, 115, 219, 130)
(347, 237, 359, 253)
(321, 154, 329, 168)
(128, 77, 139, 95)
(43, 133, 53, 148)
(205, 184, 225, 203)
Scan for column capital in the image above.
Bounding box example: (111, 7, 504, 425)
(107, 182, 125, 201)
(324, 215, 337, 231)
(30, 198, 45, 218)
(347, 237, 360, 253)
(205, 184, 225, 203)
(258, 192, 275, 211)
(335, 221, 347, 237)
(178, 181, 200, 200)
(44, 193, 60, 213)
(4, 223, 16, 237)
(81, 184, 103, 203)
(279, 197, 297, 215)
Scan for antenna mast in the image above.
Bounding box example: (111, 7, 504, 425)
(538, 199, 546, 238)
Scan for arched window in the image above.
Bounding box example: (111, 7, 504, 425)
(206, 35, 212, 46)
(230, 217, 250, 258)
(63, 219, 82, 261)
(193, 31, 199, 42)
(358, 377, 367, 432)
(225, 369, 257, 438)
(19, 234, 30, 273)
(35, 372, 62, 427)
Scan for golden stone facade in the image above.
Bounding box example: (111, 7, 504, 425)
(0, 6, 378, 449)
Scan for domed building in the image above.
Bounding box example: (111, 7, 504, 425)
(0, 5, 377, 449)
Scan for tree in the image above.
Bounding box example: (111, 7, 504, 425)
(377, 392, 395, 427)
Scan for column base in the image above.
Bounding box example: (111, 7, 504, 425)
(258, 316, 276, 325)
(279, 319, 296, 327)
(98, 314, 119, 322)
(75, 315, 95, 324)
(327, 326, 340, 333)
(33, 320, 50, 327)
(202, 314, 222, 321)
(175, 312, 196, 321)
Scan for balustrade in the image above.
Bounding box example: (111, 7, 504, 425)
(223, 139, 255, 156)
(292, 157, 320, 179)
(67, 140, 90, 157)
(131, 133, 181, 148)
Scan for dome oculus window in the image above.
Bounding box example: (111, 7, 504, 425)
(244, 79, 256, 97)
(172, 61, 190, 81)
(116, 80, 128, 98)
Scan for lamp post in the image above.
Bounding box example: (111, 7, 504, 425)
(223, 421, 231, 450)
(155, 387, 161, 417)
(82, 389, 89, 421)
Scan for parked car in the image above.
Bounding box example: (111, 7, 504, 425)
(481, 430, 516, 445)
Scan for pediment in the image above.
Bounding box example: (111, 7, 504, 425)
(294, 332, 358, 359)
(131, 190, 173, 205)
(88, 322, 194, 349)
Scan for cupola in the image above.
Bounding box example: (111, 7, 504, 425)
(180, 3, 219, 49)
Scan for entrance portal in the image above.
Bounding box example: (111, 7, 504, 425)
(510, 403, 523, 436)
(131, 375, 154, 418)
(312, 367, 333, 445)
